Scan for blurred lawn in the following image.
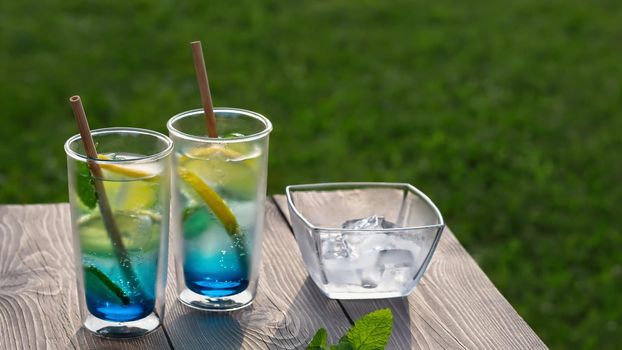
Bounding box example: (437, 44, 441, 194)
(1, 0, 621, 348)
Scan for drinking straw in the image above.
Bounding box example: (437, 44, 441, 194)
(191, 41, 218, 137)
(69, 95, 143, 297)
(188, 42, 250, 270)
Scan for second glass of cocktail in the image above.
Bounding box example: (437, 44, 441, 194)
(168, 108, 272, 310)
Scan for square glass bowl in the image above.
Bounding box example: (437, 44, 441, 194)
(286, 182, 444, 299)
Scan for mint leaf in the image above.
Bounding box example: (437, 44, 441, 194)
(307, 309, 393, 350)
(76, 161, 97, 209)
(182, 206, 210, 239)
(330, 336, 354, 350)
(307, 328, 328, 350)
(344, 308, 393, 350)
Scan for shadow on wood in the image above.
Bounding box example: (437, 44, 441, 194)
(65, 327, 171, 350)
(165, 305, 245, 350)
(293, 276, 413, 349)
(280, 276, 353, 346)
(166, 297, 306, 349)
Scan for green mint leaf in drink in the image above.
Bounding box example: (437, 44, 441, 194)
(344, 308, 393, 350)
(76, 161, 97, 209)
(83, 265, 130, 305)
(182, 206, 210, 239)
(307, 328, 328, 350)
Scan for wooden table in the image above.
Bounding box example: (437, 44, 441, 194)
(0, 196, 547, 349)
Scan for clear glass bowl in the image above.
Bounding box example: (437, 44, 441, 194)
(286, 182, 444, 299)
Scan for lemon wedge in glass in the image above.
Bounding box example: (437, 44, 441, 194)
(97, 154, 160, 181)
(178, 145, 259, 200)
(177, 167, 240, 236)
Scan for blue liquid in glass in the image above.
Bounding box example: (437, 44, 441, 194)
(83, 252, 158, 322)
(182, 207, 249, 297)
(79, 210, 161, 323)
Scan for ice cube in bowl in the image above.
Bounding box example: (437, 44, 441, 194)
(285, 182, 444, 299)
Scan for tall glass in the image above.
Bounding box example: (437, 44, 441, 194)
(167, 108, 272, 311)
(65, 128, 172, 337)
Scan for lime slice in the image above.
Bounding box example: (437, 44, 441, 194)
(177, 167, 240, 236)
(83, 265, 130, 305)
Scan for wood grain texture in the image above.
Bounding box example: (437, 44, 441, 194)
(274, 194, 548, 350)
(0, 197, 547, 350)
(163, 199, 352, 349)
(0, 204, 171, 350)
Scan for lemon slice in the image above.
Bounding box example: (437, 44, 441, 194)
(177, 167, 240, 236)
(184, 145, 244, 161)
(178, 145, 260, 200)
(120, 182, 157, 210)
(79, 211, 161, 253)
(103, 180, 158, 211)
(97, 155, 160, 181)
(179, 145, 259, 168)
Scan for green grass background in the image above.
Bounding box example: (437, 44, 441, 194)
(1, 1, 621, 348)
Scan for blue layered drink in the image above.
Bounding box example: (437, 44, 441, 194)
(79, 208, 161, 322)
(66, 128, 172, 337)
(168, 108, 271, 310)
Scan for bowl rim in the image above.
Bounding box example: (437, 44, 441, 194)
(285, 182, 445, 232)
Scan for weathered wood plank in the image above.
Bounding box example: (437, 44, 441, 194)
(274, 194, 547, 350)
(0, 195, 545, 350)
(0, 204, 172, 350)
(163, 199, 352, 349)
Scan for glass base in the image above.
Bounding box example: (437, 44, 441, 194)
(84, 312, 161, 338)
(179, 288, 254, 311)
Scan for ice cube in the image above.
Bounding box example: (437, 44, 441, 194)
(358, 264, 384, 288)
(378, 249, 414, 268)
(341, 233, 389, 288)
(320, 216, 428, 290)
(342, 215, 395, 230)
(323, 259, 362, 285)
(343, 232, 387, 258)
(321, 233, 349, 259)
(378, 249, 416, 284)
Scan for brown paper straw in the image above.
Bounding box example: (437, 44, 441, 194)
(191, 41, 218, 137)
(69, 95, 143, 298)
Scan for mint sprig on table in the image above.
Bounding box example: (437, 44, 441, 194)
(308, 308, 393, 350)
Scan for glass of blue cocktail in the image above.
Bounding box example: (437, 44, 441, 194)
(65, 128, 172, 337)
(168, 108, 272, 311)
